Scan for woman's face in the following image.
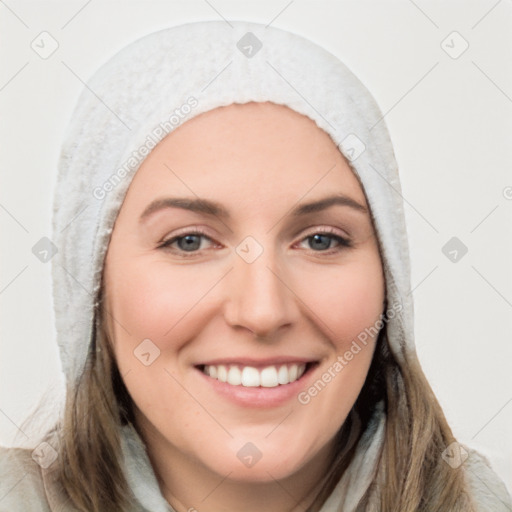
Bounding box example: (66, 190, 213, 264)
(103, 102, 385, 487)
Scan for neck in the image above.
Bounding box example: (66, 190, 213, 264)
(135, 417, 335, 512)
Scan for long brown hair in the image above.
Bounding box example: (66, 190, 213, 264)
(51, 308, 476, 511)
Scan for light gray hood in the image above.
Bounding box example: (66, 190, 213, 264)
(52, 19, 413, 383)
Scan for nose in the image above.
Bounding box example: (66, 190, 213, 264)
(223, 250, 298, 339)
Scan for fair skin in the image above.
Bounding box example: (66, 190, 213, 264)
(103, 102, 385, 512)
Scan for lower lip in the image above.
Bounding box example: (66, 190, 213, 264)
(196, 365, 316, 408)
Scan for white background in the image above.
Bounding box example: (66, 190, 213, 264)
(1, 0, 511, 494)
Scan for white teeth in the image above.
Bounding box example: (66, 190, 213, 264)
(202, 363, 307, 388)
(227, 366, 242, 386)
(277, 365, 290, 385)
(289, 364, 298, 382)
(260, 366, 278, 387)
(241, 367, 260, 387)
(217, 365, 227, 383)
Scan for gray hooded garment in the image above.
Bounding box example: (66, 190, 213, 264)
(1, 20, 511, 512)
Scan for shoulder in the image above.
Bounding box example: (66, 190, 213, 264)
(464, 447, 512, 511)
(0, 444, 51, 512)
(0, 439, 75, 512)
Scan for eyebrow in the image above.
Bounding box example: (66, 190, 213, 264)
(139, 194, 367, 223)
(139, 197, 229, 222)
(291, 194, 367, 215)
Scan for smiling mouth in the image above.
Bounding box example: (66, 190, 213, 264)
(196, 362, 316, 388)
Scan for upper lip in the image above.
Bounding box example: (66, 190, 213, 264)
(195, 356, 317, 367)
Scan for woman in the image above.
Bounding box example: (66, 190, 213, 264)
(1, 20, 510, 512)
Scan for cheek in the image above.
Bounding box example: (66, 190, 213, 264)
(294, 255, 385, 348)
(108, 260, 222, 347)
(105, 260, 221, 423)
(289, 260, 384, 449)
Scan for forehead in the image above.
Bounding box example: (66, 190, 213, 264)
(120, 101, 367, 214)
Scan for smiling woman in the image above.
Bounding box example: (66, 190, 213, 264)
(101, 102, 385, 508)
(1, 19, 511, 512)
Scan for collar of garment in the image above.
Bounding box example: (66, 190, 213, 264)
(119, 403, 386, 512)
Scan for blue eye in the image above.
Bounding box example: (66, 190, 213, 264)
(308, 234, 333, 250)
(159, 229, 351, 256)
(160, 233, 212, 253)
(176, 234, 203, 251)
(300, 233, 351, 252)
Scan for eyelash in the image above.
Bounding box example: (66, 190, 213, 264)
(295, 226, 352, 253)
(157, 227, 215, 256)
(157, 226, 352, 257)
